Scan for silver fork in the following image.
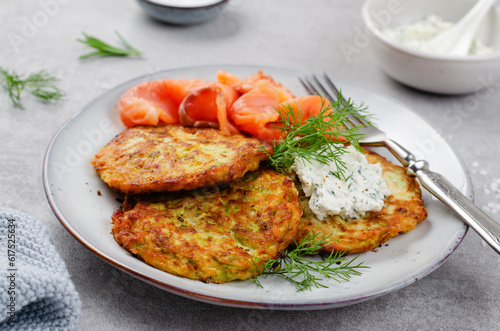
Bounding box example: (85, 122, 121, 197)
(300, 74, 500, 255)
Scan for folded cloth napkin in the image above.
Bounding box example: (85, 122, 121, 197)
(0, 208, 81, 330)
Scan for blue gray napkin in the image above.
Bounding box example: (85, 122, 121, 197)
(0, 208, 81, 330)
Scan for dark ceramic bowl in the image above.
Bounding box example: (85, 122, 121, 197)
(136, 0, 229, 25)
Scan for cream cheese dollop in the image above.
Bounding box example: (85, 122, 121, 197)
(292, 146, 391, 220)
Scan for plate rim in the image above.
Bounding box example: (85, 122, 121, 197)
(42, 64, 470, 310)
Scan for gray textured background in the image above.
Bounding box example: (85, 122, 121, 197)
(1, 0, 499, 330)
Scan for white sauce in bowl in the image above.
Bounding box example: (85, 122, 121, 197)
(383, 15, 493, 56)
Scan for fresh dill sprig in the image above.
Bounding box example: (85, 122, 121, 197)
(336, 89, 375, 127)
(266, 91, 371, 178)
(77, 31, 142, 59)
(250, 232, 368, 291)
(0, 66, 64, 108)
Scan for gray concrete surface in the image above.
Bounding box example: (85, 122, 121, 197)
(1, 0, 499, 330)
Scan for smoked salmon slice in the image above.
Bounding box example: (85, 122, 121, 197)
(179, 83, 239, 135)
(219, 70, 298, 142)
(277, 95, 331, 122)
(217, 70, 295, 102)
(229, 84, 334, 143)
(118, 80, 178, 127)
(229, 82, 283, 142)
(118, 78, 208, 128)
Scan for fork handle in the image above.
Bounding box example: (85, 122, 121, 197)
(385, 139, 500, 254)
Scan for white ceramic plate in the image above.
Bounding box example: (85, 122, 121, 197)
(43, 65, 469, 310)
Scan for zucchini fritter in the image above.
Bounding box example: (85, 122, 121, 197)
(91, 125, 272, 194)
(112, 168, 302, 284)
(295, 150, 427, 255)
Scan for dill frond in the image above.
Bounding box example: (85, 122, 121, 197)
(251, 232, 368, 291)
(0, 67, 63, 108)
(265, 91, 370, 178)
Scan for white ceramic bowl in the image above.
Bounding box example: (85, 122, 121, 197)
(136, 0, 229, 25)
(362, 0, 500, 94)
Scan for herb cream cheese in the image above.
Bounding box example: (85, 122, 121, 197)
(292, 146, 391, 220)
(383, 14, 493, 56)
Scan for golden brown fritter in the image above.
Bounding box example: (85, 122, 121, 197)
(91, 125, 272, 194)
(112, 168, 302, 284)
(294, 150, 427, 255)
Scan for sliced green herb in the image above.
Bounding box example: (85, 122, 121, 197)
(77, 31, 142, 59)
(0, 66, 64, 108)
(250, 231, 368, 291)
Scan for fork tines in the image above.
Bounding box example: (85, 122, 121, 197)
(299, 74, 341, 102)
(300, 74, 364, 130)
